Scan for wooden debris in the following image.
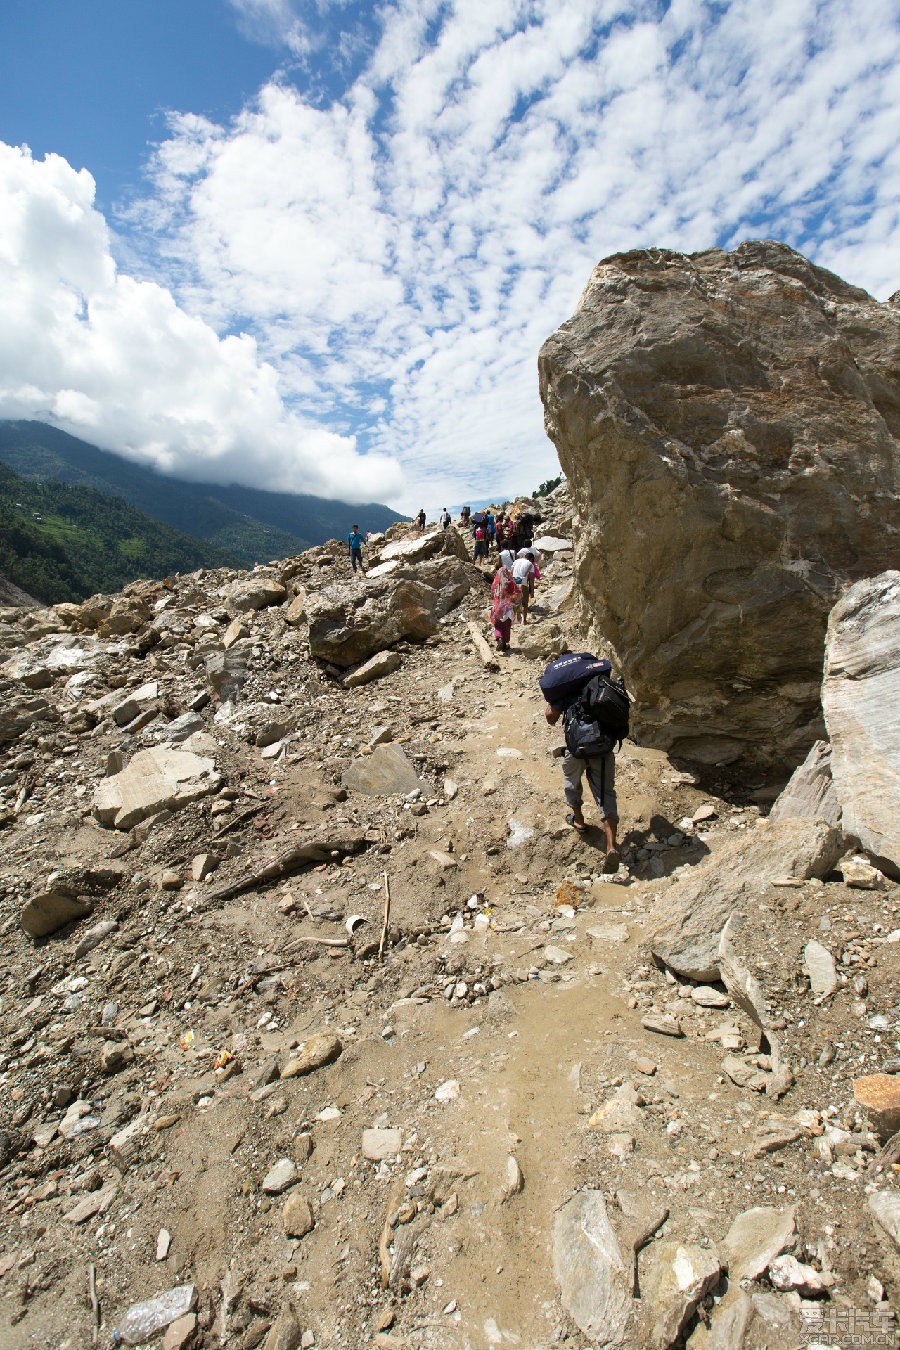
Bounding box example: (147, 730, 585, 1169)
(467, 621, 499, 671)
(199, 831, 367, 909)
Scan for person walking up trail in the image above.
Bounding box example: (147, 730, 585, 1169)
(490, 556, 520, 652)
(347, 524, 366, 575)
(512, 550, 535, 621)
(539, 653, 631, 873)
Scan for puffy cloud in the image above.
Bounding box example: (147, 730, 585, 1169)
(3, 0, 899, 515)
(0, 143, 402, 501)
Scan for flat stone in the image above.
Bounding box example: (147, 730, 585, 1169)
(639, 1241, 724, 1349)
(589, 1084, 644, 1134)
(750, 1115, 803, 1157)
(641, 1013, 683, 1038)
(342, 743, 427, 797)
(691, 985, 729, 1008)
(19, 888, 93, 939)
(344, 650, 402, 688)
(542, 945, 573, 965)
(869, 1190, 900, 1252)
(362, 1128, 402, 1161)
(648, 819, 842, 982)
(854, 1074, 900, 1141)
(722, 1056, 768, 1092)
(281, 1031, 343, 1079)
(64, 1184, 117, 1224)
(552, 1190, 631, 1347)
(282, 1192, 315, 1238)
(162, 1314, 197, 1350)
(804, 940, 838, 997)
(587, 923, 629, 946)
(93, 747, 219, 831)
(262, 1158, 298, 1193)
(722, 1206, 797, 1282)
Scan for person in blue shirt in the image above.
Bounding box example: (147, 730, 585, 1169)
(347, 525, 366, 574)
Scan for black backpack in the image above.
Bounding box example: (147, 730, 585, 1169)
(564, 673, 630, 759)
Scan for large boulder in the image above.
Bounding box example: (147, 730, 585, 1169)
(648, 817, 843, 982)
(307, 577, 448, 668)
(539, 241, 900, 769)
(823, 571, 900, 875)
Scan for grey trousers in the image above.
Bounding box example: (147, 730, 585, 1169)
(562, 750, 618, 820)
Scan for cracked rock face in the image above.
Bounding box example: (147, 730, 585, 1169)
(539, 240, 900, 769)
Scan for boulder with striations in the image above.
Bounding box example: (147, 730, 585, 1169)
(822, 571, 900, 877)
(539, 240, 900, 769)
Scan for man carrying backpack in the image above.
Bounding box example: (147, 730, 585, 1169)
(539, 653, 630, 873)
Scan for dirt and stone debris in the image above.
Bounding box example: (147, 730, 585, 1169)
(0, 497, 899, 1348)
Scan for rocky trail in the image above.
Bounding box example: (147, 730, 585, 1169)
(1, 498, 900, 1350)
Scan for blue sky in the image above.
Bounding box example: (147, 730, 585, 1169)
(1, 0, 898, 513)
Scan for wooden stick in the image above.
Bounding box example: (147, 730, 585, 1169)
(379, 872, 391, 960)
(873, 1128, 900, 1172)
(283, 935, 349, 954)
(199, 831, 366, 909)
(88, 1263, 100, 1345)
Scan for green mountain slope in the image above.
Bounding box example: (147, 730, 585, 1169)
(0, 464, 238, 605)
(0, 421, 406, 567)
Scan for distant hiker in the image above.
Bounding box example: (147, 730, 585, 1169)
(460, 505, 471, 527)
(512, 549, 536, 621)
(347, 524, 366, 574)
(415, 508, 426, 532)
(440, 507, 451, 529)
(539, 653, 630, 872)
(486, 510, 496, 549)
(472, 521, 488, 562)
(490, 558, 520, 652)
(495, 515, 507, 551)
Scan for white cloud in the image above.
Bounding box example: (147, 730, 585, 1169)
(0, 143, 403, 501)
(3, 0, 899, 515)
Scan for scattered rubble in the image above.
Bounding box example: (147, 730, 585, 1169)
(0, 494, 899, 1348)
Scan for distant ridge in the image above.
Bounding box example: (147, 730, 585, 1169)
(0, 421, 406, 568)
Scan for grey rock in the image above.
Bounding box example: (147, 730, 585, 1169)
(804, 939, 838, 997)
(552, 1190, 631, 1346)
(769, 739, 841, 826)
(307, 577, 445, 668)
(344, 650, 402, 688)
(262, 1158, 298, 1194)
(539, 241, 900, 770)
(641, 1012, 683, 1038)
(19, 888, 93, 939)
(869, 1190, 900, 1252)
(93, 747, 220, 830)
(722, 1205, 797, 1282)
(638, 1240, 724, 1349)
(823, 571, 900, 876)
(342, 743, 428, 797)
(205, 648, 248, 703)
(649, 818, 842, 981)
(162, 712, 204, 744)
(220, 577, 287, 612)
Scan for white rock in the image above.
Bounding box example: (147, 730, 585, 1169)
(361, 1128, 402, 1161)
(262, 1158, 298, 1194)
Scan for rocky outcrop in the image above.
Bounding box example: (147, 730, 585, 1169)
(648, 817, 843, 981)
(768, 740, 841, 826)
(823, 571, 900, 876)
(307, 565, 472, 668)
(539, 240, 900, 769)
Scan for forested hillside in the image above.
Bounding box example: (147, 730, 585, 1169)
(0, 421, 406, 566)
(0, 465, 237, 604)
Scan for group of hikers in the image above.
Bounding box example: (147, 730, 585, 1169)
(346, 517, 627, 874)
